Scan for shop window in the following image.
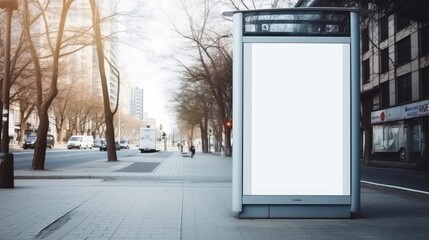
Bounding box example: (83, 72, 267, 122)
(420, 24, 429, 57)
(362, 28, 369, 53)
(421, 66, 429, 100)
(397, 73, 412, 104)
(379, 15, 389, 42)
(396, 15, 410, 32)
(372, 125, 401, 153)
(362, 59, 370, 84)
(372, 124, 421, 154)
(380, 81, 390, 108)
(380, 47, 389, 74)
(396, 36, 411, 66)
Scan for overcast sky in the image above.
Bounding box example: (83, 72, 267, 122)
(116, 1, 297, 133)
(118, 0, 187, 133)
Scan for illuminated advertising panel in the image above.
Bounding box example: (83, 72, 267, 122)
(243, 43, 351, 196)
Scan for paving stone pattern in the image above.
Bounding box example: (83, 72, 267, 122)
(1, 151, 429, 239)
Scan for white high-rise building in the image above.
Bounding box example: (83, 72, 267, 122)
(131, 87, 144, 120)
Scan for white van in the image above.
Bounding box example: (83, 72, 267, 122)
(67, 135, 94, 149)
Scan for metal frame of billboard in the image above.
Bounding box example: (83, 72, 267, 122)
(225, 8, 361, 218)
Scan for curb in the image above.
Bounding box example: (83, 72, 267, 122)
(14, 175, 107, 180)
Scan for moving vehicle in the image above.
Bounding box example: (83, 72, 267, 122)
(138, 128, 161, 153)
(23, 134, 55, 149)
(67, 135, 94, 149)
(99, 139, 120, 151)
(119, 140, 130, 149)
(93, 138, 105, 148)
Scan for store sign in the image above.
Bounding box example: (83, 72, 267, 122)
(371, 110, 386, 123)
(403, 104, 418, 118)
(418, 101, 429, 116)
(371, 99, 429, 124)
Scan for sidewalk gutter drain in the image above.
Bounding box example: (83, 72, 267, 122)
(114, 162, 160, 173)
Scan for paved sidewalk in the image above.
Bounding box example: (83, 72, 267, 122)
(1, 151, 429, 239)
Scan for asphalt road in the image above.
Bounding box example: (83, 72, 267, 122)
(12, 148, 140, 170)
(10, 147, 429, 193)
(361, 165, 429, 192)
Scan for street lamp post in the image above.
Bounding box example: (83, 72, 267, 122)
(0, 0, 18, 188)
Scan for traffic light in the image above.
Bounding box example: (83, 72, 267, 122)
(224, 119, 232, 129)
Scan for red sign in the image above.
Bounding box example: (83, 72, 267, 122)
(380, 112, 385, 122)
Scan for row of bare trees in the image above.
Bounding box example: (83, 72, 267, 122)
(0, 0, 131, 169)
(171, 0, 232, 155)
(171, 0, 295, 155)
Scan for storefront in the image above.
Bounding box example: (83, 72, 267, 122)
(371, 99, 429, 166)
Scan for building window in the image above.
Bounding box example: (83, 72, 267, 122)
(379, 15, 389, 42)
(396, 15, 410, 32)
(380, 47, 389, 74)
(362, 28, 369, 53)
(380, 81, 390, 108)
(362, 59, 370, 84)
(397, 73, 412, 104)
(396, 36, 411, 66)
(421, 66, 429, 100)
(420, 24, 429, 57)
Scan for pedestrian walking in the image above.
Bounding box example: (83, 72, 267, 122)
(190, 144, 195, 158)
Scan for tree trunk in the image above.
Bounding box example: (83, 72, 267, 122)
(90, 0, 117, 161)
(200, 120, 208, 153)
(56, 121, 64, 144)
(105, 110, 117, 161)
(32, 110, 49, 169)
(18, 122, 26, 146)
(224, 127, 231, 156)
(28, 0, 72, 170)
(0, 100, 2, 152)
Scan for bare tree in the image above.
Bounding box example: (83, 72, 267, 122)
(12, 81, 36, 146)
(91, 102, 106, 139)
(217, 0, 295, 10)
(22, 0, 74, 169)
(116, 113, 144, 143)
(0, 3, 36, 149)
(89, 0, 119, 161)
(172, 0, 233, 155)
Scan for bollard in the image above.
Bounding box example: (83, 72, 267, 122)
(0, 153, 14, 188)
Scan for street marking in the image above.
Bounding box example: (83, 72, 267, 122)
(361, 180, 429, 195)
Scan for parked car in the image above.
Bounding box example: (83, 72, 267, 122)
(93, 138, 105, 148)
(23, 134, 55, 149)
(99, 140, 121, 151)
(119, 140, 130, 149)
(67, 135, 93, 149)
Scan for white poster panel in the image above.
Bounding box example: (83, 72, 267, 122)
(243, 43, 351, 196)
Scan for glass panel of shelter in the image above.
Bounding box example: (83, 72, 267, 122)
(243, 11, 350, 36)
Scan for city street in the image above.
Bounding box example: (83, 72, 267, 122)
(0, 150, 428, 239)
(11, 145, 429, 193)
(11, 146, 139, 170)
(361, 165, 429, 192)
(1, 1, 428, 239)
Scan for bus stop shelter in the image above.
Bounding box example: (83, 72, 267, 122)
(224, 8, 361, 218)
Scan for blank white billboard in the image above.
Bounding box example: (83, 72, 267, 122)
(243, 43, 351, 196)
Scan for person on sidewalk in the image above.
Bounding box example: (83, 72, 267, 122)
(190, 144, 195, 158)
